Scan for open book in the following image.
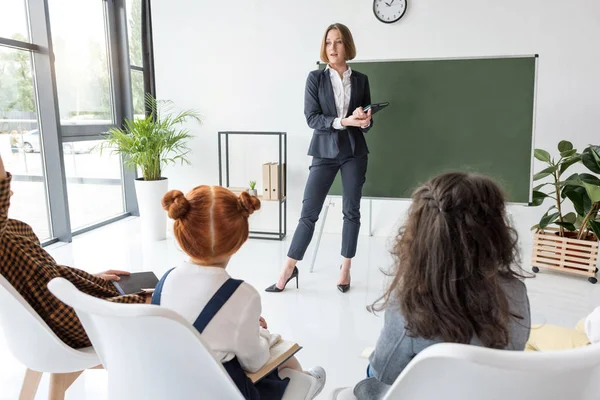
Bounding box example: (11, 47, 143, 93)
(246, 340, 302, 383)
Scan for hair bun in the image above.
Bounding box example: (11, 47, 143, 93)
(238, 191, 261, 216)
(162, 190, 191, 220)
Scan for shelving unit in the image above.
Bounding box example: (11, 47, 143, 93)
(218, 131, 287, 240)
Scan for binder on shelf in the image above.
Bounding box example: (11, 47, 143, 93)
(262, 163, 272, 200)
(282, 163, 286, 197)
(269, 162, 286, 200)
(270, 163, 279, 200)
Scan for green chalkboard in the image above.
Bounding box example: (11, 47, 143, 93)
(324, 56, 536, 203)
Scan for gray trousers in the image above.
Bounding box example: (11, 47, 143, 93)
(287, 154, 368, 261)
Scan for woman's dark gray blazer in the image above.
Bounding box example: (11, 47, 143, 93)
(304, 68, 373, 159)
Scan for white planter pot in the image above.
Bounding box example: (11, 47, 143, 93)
(248, 189, 258, 197)
(134, 178, 169, 241)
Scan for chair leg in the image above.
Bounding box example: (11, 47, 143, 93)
(48, 371, 84, 400)
(19, 368, 43, 400)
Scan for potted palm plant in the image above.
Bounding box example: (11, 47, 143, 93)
(531, 141, 600, 283)
(102, 94, 201, 241)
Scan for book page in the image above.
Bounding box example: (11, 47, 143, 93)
(246, 340, 302, 383)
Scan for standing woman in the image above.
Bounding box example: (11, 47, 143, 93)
(266, 23, 373, 293)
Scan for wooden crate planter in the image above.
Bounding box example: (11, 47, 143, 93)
(531, 228, 599, 284)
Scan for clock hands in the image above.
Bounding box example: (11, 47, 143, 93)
(376, 0, 406, 22)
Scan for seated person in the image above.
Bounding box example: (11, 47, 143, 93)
(352, 172, 531, 400)
(0, 153, 148, 349)
(526, 306, 600, 351)
(155, 186, 325, 400)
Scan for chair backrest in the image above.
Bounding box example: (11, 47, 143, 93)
(0, 274, 98, 373)
(48, 277, 245, 400)
(384, 342, 600, 400)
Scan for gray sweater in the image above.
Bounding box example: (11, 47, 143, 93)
(354, 278, 531, 400)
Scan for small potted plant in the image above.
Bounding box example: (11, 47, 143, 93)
(102, 94, 201, 241)
(531, 141, 600, 283)
(248, 180, 258, 197)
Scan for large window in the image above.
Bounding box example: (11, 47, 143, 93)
(49, 0, 126, 234)
(0, 0, 155, 244)
(0, 45, 52, 240)
(126, 0, 143, 68)
(131, 69, 145, 118)
(126, 0, 146, 119)
(64, 140, 125, 230)
(0, 1, 30, 41)
(49, 0, 114, 125)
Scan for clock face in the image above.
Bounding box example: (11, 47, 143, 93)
(373, 0, 407, 24)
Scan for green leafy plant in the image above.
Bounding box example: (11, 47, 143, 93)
(561, 145, 600, 239)
(532, 141, 600, 240)
(101, 94, 201, 181)
(249, 180, 257, 190)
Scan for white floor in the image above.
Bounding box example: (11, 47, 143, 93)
(1, 217, 599, 399)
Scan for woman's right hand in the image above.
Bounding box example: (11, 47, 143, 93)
(342, 114, 371, 128)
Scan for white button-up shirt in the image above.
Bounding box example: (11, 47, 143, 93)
(327, 66, 352, 130)
(326, 65, 370, 130)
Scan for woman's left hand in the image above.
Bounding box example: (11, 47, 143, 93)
(353, 107, 372, 127)
(353, 107, 368, 119)
(259, 316, 268, 329)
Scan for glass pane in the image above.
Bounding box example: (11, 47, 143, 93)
(49, 0, 113, 125)
(131, 69, 145, 119)
(0, 47, 52, 240)
(63, 140, 125, 231)
(126, 0, 143, 67)
(0, 1, 29, 42)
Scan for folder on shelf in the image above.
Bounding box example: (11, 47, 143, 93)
(270, 163, 279, 200)
(262, 163, 272, 200)
(281, 163, 286, 197)
(269, 162, 286, 200)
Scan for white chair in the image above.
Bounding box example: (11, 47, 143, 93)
(48, 277, 317, 400)
(332, 341, 600, 400)
(0, 274, 99, 400)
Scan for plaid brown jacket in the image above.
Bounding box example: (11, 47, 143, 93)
(0, 174, 145, 349)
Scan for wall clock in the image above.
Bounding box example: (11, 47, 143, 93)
(373, 0, 407, 24)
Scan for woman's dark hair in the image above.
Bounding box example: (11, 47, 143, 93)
(371, 172, 526, 349)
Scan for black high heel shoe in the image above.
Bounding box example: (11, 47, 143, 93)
(337, 265, 351, 293)
(265, 266, 299, 293)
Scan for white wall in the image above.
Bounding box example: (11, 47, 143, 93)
(152, 0, 600, 245)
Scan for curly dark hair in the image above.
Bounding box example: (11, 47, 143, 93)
(371, 172, 527, 349)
